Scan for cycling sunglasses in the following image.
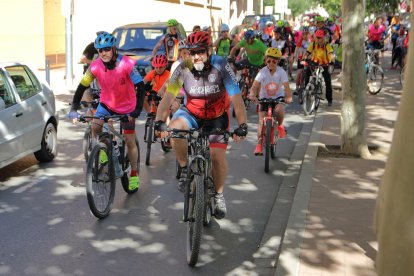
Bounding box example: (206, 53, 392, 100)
(189, 49, 207, 56)
(266, 58, 279, 64)
(98, 47, 112, 53)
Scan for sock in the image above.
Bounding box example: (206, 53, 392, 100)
(131, 170, 137, 177)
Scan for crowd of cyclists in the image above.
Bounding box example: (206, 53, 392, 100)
(68, 8, 411, 220)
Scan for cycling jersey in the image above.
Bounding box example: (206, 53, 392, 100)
(368, 24, 386, 41)
(166, 55, 240, 120)
(216, 38, 232, 57)
(306, 42, 333, 65)
(237, 38, 268, 66)
(143, 69, 170, 92)
(80, 55, 143, 114)
(271, 39, 286, 52)
(255, 66, 288, 99)
(162, 33, 182, 62)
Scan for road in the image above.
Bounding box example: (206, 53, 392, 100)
(0, 94, 313, 275)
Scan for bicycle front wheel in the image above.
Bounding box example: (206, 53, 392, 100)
(86, 142, 115, 219)
(82, 125, 92, 162)
(271, 123, 278, 159)
(121, 136, 140, 194)
(367, 64, 384, 95)
(264, 120, 272, 173)
(302, 85, 315, 116)
(145, 119, 154, 166)
(187, 174, 204, 267)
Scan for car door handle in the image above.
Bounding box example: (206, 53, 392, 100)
(15, 112, 23, 117)
(41, 101, 47, 106)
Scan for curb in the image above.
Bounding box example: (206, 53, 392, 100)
(274, 107, 325, 276)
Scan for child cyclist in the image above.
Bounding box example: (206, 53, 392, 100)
(248, 47, 292, 156)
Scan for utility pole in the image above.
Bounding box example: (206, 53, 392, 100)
(62, 0, 73, 88)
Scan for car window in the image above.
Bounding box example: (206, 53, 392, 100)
(113, 27, 166, 51)
(5, 66, 41, 101)
(0, 71, 16, 110)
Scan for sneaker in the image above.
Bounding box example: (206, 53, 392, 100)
(278, 125, 286, 138)
(178, 166, 188, 193)
(99, 149, 108, 165)
(293, 89, 298, 96)
(129, 175, 140, 190)
(328, 102, 332, 107)
(214, 193, 227, 219)
(254, 143, 263, 156)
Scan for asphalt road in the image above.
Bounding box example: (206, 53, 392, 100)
(0, 93, 312, 275)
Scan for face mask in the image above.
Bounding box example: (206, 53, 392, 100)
(193, 62, 205, 71)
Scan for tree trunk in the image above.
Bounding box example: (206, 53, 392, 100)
(374, 14, 414, 275)
(341, 0, 371, 158)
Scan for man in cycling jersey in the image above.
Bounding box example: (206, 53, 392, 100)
(154, 31, 248, 220)
(248, 47, 292, 155)
(303, 29, 335, 106)
(152, 19, 184, 70)
(68, 32, 145, 190)
(213, 24, 232, 57)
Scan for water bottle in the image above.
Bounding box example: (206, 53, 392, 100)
(112, 140, 123, 178)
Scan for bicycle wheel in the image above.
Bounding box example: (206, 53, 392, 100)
(121, 137, 140, 194)
(264, 120, 272, 173)
(145, 118, 154, 166)
(400, 66, 405, 87)
(270, 123, 278, 159)
(302, 85, 315, 116)
(315, 84, 322, 110)
(203, 175, 214, 227)
(186, 173, 204, 267)
(82, 125, 93, 162)
(367, 64, 384, 95)
(86, 141, 115, 219)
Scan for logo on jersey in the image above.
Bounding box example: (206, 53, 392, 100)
(225, 63, 237, 83)
(264, 81, 279, 96)
(189, 84, 220, 95)
(208, 74, 217, 83)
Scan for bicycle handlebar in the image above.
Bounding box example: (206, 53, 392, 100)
(258, 97, 286, 104)
(166, 127, 233, 139)
(78, 114, 129, 123)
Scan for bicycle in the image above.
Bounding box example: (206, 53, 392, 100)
(302, 60, 325, 116)
(167, 127, 231, 267)
(143, 91, 171, 166)
(231, 61, 259, 117)
(258, 97, 285, 173)
(365, 48, 384, 95)
(78, 114, 141, 219)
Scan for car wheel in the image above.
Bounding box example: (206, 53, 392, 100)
(34, 122, 57, 162)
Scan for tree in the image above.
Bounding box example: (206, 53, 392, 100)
(289, 0, 316, 17)
(340, 0, 371, 158)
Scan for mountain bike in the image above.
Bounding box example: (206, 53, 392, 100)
(78, 115, 140, 219)
(365, 48, 384, 95)
(143, 91, 171, 166)
(302, 60, 324, 116)
(231, 61, 259, 117)
(168, 127, 231, 267)
(258, 97, 285, 173)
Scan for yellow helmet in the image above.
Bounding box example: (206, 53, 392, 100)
(265, 47, 282, 58)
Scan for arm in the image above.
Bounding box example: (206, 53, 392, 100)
(155, 91, 175, 122)
(229, 42, 241, 58)
(248, 80, 261, 103)
(70, 69, 95, 110)
(283, 82, 292, 104)
(151, 37, 164, 58)
(213, 37, 222, 48)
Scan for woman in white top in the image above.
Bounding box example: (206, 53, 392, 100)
(248, 47, 292, 156)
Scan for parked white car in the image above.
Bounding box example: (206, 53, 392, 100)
(0, 62, 58, 168)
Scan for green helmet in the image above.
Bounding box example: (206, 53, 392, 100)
(315, 16, 324, 22)
(277, 20, 284, 27)
(167, 19, 178, 27)
(327, 17, 334, 22)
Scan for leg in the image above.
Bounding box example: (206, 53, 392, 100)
(124, 133, 138, 173)
(169, 117, 189, 167)
(275, 104, 286, 138)
(323, 69, 333, 104)
(254, 111, 266, 155)
(210, 147, 228, 219)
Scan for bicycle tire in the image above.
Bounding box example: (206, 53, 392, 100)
(315, 84, 322, 110)
(203, 175, 214, 227)
(270, 122, 278, 159)
(145, 118, 154, 166)
(186, 174, 204, 267)
(264, 120, 271, 173)
(367, 64, 384, 95)
(86, 141, 115, 219)
(302, 85, 315, 116)
(121, 137, 140, 194)
(83, 125, 92, 162)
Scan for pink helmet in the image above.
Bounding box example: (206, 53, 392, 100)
(152, 54, 168, 68)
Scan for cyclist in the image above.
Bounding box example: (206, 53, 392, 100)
(303, 29, 335, 106)
(293, 26, 311, 98)
(68, 32, 145, 190)
(367, 17, 386, 50)
(154, 31, 248, 219)
(143, 54, 170, 112)
(315, 16, 333, 42)
(248, 48, 292, 155)
(213, 24, 232, 57)
(152, 19, 184, 70)
(228, 29, 267, 74)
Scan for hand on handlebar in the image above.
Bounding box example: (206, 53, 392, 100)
(68, 110, 80, 124)
(232, 123, 248, 142)
(248, 93, 258, 104)
(154, 120, 168, 138)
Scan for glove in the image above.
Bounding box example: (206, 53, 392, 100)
(234, 123, 248, 137)
(154, 120, 167, 132)
(68, 110, 80, 119)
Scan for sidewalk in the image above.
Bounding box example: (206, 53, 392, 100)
(275, 58, 401, 275)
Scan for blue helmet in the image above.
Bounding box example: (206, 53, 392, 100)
(221, 24, 230, 32)
(94, 32, 116, 49)
(244, 30, 255, 40)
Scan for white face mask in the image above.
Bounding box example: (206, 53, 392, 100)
(193, 62, 205, 71)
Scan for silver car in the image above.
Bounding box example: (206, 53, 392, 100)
(0, 62, 58, 168)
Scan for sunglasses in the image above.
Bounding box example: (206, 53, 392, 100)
(189, 49, 207, 56)
(98, 47, 112, 53)
(267, 58, 278, 64)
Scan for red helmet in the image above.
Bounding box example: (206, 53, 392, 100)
(315, 29, 325, 38)
(152, 54, 168, 68)
(186, 31, 211, 49)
